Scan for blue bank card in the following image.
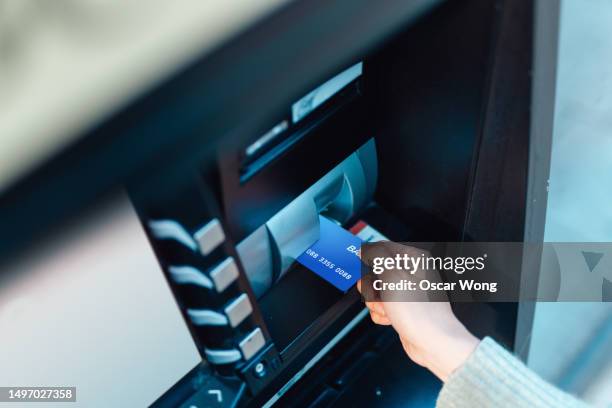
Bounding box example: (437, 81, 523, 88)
(296, 216, 362, 292)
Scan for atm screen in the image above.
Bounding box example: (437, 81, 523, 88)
(257, 216, 382, 353)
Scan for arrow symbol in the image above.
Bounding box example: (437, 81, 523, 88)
(208, 389, 223, 403)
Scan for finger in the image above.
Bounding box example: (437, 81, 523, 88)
(365, 301, 386, 317)
(369, 310, 392, 326)
(361, 242, 394, 267)
(358, 274, 381, 302)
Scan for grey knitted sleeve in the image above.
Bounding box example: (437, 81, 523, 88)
(436, 337, 588, 408)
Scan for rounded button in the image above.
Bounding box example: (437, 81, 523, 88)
(253, 362, 267, 378)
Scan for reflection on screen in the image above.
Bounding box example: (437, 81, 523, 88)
(291, 62, 363, 123)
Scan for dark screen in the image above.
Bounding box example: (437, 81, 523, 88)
(258, 262, 343, 352)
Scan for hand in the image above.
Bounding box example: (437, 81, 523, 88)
(357, 243, 479, 382)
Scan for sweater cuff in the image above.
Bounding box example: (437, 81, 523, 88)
(436, 337, 586, 408)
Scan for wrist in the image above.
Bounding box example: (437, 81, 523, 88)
(425, 322, 479, 382)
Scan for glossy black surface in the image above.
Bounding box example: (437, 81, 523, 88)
(259, 263, 343, 352)
(331, 340, 441, 408)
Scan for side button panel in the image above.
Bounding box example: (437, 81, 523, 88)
(204, 348, 242, 365)
(168, 265, 213, 289)
(187, 309, 229, 326)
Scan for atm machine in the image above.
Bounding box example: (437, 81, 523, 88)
(0, 0, 558, 407)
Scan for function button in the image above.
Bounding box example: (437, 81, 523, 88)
(224, 294, 252, 328)
(209, 258, 239, 293)
(185, 293, 251, 328)
(194, 219, 225, 255)
(238, 327, 265, 361)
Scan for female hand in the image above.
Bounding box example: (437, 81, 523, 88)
(357, 243, 479, 382)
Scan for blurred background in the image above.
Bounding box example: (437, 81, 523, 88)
(529, 1, 612, 406)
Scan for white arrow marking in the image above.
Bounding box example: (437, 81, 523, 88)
(208, 389, 223, 403)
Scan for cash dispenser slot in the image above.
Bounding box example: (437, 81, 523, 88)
(236, 138, 377, 298)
